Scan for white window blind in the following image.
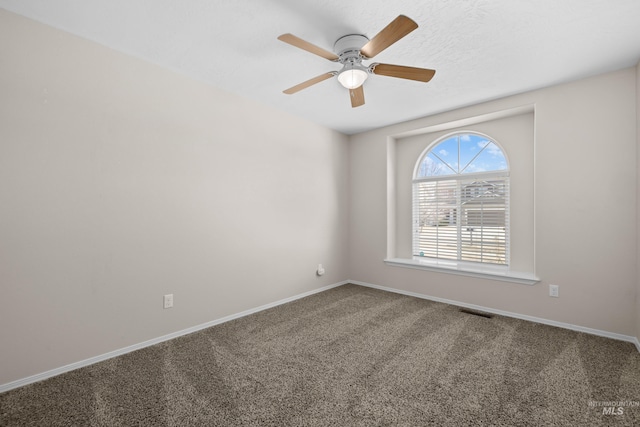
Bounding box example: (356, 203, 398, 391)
(412, 130, 511, 266)
(413, 175, 509, 265)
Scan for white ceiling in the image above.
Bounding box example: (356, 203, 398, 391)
(2, 0, 640, 134)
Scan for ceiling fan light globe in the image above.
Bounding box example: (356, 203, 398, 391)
(337, 69, 368, 89)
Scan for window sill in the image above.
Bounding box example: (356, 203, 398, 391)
(383, 257, 539, 285)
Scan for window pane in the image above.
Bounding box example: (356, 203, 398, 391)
(416, 153, 455, 177)
(459, 134, 486, 172)
(462, 141, 507, 174)
(431, 136, 459, 173)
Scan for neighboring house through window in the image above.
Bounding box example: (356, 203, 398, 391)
(413, 132, 509, 265)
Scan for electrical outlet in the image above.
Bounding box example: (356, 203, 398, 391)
(549, 285, 559, 298)
(163, 294, 174, 309)
(317, 264, 325, 276)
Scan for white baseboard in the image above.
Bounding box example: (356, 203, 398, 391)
(350, 280, 640, 350)
(0, 281, 349, 394)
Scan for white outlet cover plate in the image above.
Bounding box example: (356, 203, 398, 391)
(163, 294, 173, 308)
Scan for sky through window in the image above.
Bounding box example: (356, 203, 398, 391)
(417, 133, 507, 178)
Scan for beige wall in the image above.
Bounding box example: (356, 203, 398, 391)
(349, 67, 637, 337)
(637, 61, 640, 343)
(0, 10, 349, 385)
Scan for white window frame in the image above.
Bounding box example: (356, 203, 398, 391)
(411, 132, 511, 269)
(383, 106, 539, 286)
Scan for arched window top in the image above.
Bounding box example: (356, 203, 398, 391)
(414, 132, 508, 179)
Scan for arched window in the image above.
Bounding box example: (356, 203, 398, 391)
(413, 132, 509, 265)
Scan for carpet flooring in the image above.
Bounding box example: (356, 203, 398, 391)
(1, 284, 639, 426)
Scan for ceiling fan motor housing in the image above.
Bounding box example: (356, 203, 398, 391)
(333, 34, 369, 61)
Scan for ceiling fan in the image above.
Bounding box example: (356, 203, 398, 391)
(278, 15, 436, 108)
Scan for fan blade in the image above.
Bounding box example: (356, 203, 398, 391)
(283, 72, 335, 94)
(360, 15, 418, 59)
(371, 63, 436, 82)
(349, 85, 365, 108)
(278, 34, 339, 61)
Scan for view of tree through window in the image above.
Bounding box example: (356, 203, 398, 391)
(413, 133, 509, 265)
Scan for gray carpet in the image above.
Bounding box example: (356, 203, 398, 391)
(1, 284, 639, 426)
